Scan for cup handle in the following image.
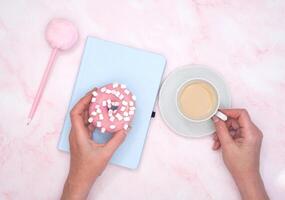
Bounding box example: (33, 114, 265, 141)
(215, 110, 228, 121)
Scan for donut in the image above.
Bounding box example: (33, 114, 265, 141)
(88, 83, 136, 133)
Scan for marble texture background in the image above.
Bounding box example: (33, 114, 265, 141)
(0, 0, 285, 199)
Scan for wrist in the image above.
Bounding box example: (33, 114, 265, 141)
(233, 170, 261, 185)
(234, 172, 269, 200)
(61, 175, 95, 200)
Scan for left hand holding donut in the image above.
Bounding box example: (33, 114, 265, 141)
(61, 90, 128, 200)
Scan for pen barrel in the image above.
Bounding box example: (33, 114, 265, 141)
(28, 48, 58, 119)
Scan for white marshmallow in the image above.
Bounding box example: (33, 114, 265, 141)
(88, 117, 93, 123)
(124, 117, 130, 121)
(115, 91, 120, 97)
(113, 102, 119, 106)
(108, 110, 113, 115)
(120, 84, 126, 89)
(120, 106, 126, 111)
(91, 111, 97, 116)
(96, 108, 101, 113)
(95, 105, 100, 109)
(122, 101, 128, 106)
(111, 101, 118, 106)
(106, 89, 111, 94)
(115, 113, 123, 120)
(123, 111, 129, 117)
(96, 121, 102, 127)
(124, 89, 130, 95)
(110, 125, 116, 129)
(132, 95, 136, 101)
(91, 97, 96, 103)
(107, 99, 111, 104)
(119, 94, 124, 100)
(129, 110, 134, 115)
(124, 124, 128, 130)
(100, 87, 106, 92)
(129, 101, 134, 106)
(110, 116, 115, 122)
(92, 91, 98, 96)
(102, 101, 107, 106)
(129, 107, 136, 111)
(101, 128, 106, 133)
(113, 83, 118, 88)
(99, 114, 104, 120)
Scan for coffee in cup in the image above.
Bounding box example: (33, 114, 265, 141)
(176, 79, 227, 122)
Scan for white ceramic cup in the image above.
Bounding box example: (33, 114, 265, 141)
(176, 78, 227, 123)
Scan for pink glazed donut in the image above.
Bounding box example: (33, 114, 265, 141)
(88, 83, 136, 133)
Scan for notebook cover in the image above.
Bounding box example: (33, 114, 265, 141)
(58, 36, 166, 169)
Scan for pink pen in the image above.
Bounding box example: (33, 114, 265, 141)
(27, 18, 78, 125)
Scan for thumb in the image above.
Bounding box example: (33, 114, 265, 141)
(212, 116, 233, 146)
(105, 130, 127, 155)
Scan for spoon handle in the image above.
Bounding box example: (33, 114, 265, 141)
(27, 48, 58, 125)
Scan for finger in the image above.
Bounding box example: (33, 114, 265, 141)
(231, 119, 240, 130)
(83, 110, 89, 126)
(213, 133, 218, 141)
(71, 91, 93, 116)
(233, 132, 240, 140)
(226, 118, 240, 130)
(87, 124, 95, 138)
(229, 130, 236, 137)
(91, 142, 105, 148)
(212, 133, 221, 150)
(88, 124, 95, 132)
(212, 140, 221, 150)
(212, 116, 234, 146)
(70, 89, 96, 129)
(70, 94, 92, 128)
(216, 141, 221, 150)
(127, 125, 132, 132)
(105, 130, 127, 155)
(226, 119, 231, 129)
(221, 109, 257, 139)
(220, 109, 252, 128)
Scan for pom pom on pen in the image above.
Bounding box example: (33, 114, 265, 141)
(27, 18, 78, 125)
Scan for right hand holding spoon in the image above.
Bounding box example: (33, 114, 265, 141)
(212, 109, 269, 200)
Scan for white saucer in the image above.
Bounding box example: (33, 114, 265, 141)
(158, 65, 231, 137)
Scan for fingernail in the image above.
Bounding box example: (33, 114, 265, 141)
(127, 125, 132, 131)
(212, 116, 219, 123)
(121, 126, 131, 135)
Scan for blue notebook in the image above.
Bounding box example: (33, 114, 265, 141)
(58, 36, 166, 169)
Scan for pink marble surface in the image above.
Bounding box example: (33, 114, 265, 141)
(0, 0, 285, 199)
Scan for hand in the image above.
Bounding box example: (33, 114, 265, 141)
(61, 89, 128, 200)
(212, 109, 269, 200)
